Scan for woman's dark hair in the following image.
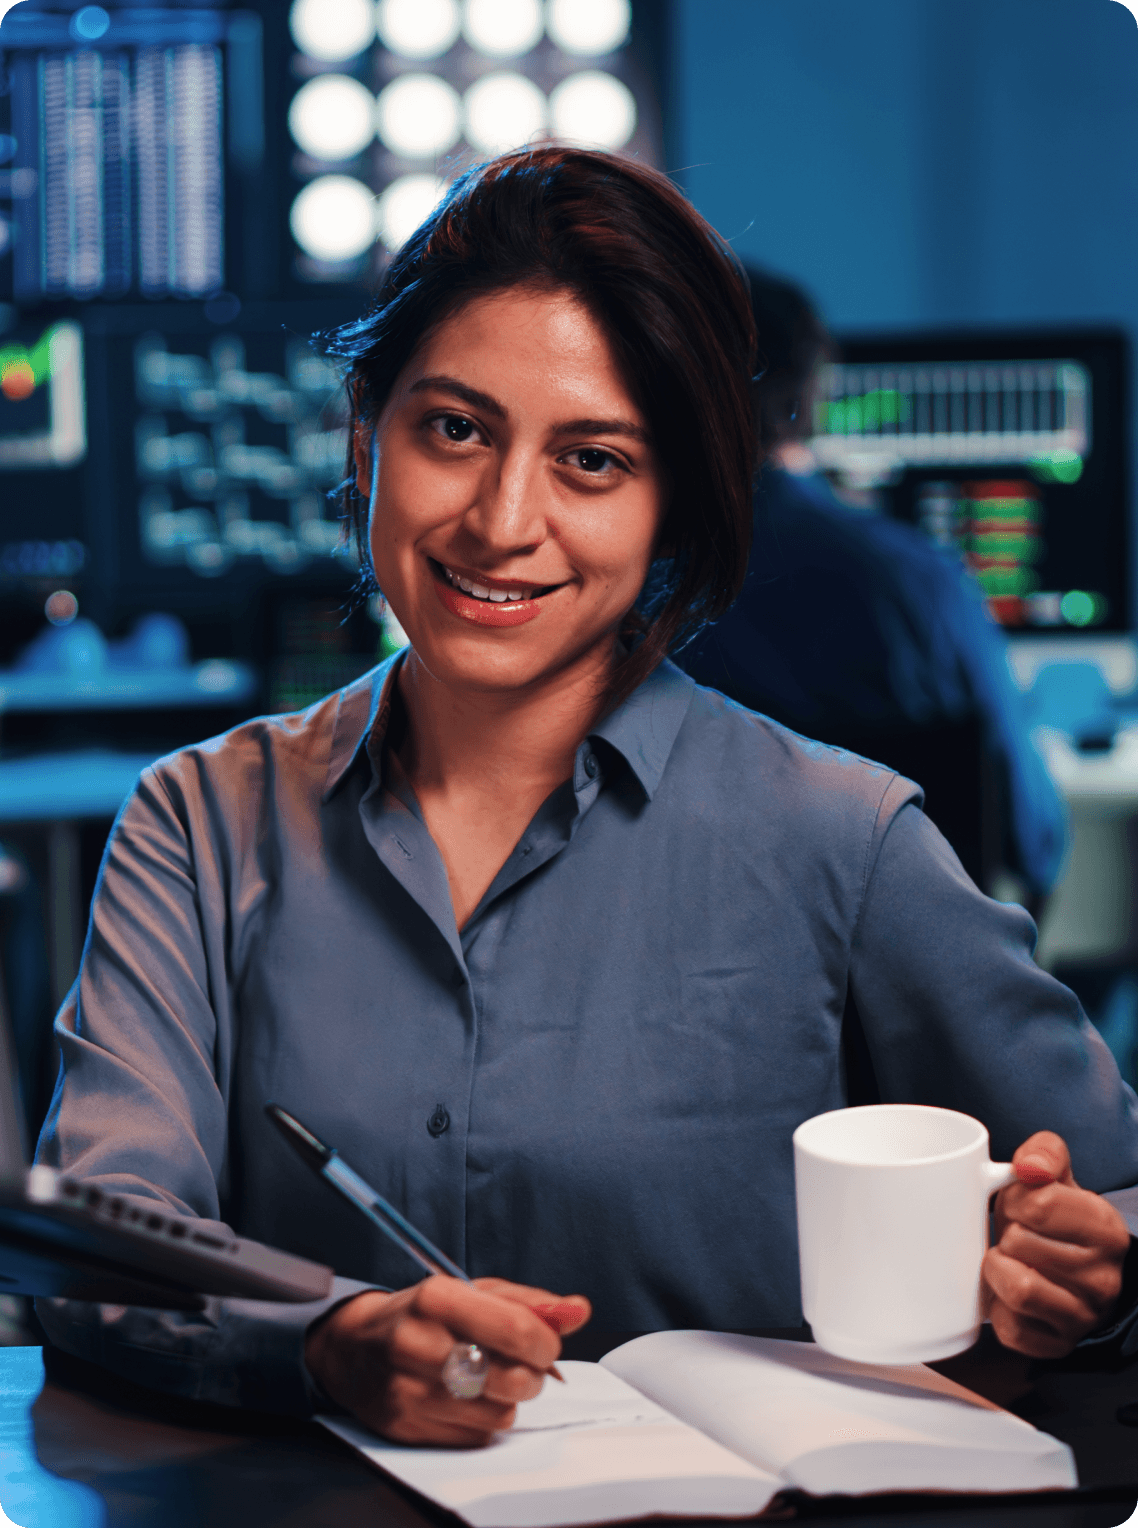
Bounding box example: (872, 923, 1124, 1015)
(326, 145, 757, 702)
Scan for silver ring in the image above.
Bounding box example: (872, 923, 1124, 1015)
(442, 1341, 489, 1400)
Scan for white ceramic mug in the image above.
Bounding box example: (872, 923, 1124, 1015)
(793, 1103, 1017, 1365)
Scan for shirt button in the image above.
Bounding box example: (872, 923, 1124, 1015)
(584, 752, 599, 779)
(427, 1106, 450, 1137)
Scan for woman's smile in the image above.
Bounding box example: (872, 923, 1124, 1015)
(427, 557, 567, 627)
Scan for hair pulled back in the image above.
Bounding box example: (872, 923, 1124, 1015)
(327, 145, 757, 701)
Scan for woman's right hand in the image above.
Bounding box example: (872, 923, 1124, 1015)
(304, 1276, 591, 1446)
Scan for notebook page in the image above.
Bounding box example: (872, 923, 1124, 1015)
(320, 1360, 783, 1528)
(601, 1332, 1076, 1496)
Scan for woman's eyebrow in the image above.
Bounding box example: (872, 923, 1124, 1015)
(408, 375, 506, 419)
(551, 417, 651, 445)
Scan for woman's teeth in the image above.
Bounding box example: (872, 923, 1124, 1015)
(443, 566, 531, 603)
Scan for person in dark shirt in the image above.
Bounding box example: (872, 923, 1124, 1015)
(681, 270, 1067, 903)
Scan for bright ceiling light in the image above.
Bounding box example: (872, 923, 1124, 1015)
(545, 0, 629, 55)
(375, 174, 450, 252)
(463, 0, 543, 58)
(290, 175, 377, 262)
(289, 0, 375, 62)
(376, 74, 462, 158)
(463, 72, 546, 155)
(288, 75, 376, 161)
(376, 0, 461, 59)
(549, 70, 636, 149)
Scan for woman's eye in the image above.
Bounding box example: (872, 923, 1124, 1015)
(567, 448, 619, 475)
(431, 414, 478, 443)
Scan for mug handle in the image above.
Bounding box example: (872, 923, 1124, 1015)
(983, 1161, 1018, 1194)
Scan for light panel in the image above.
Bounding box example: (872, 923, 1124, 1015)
(545, 0, 630, 55)
(463, 0, 543, 58)
(289, 0, 376, 63)
(376, 174, 449, 252)
(376, 73, 463, 158)
(70, 6, 111, 42)
(376, 0, 462, 60)
(464, 72, 547, 155)
(290, 175, 377, 262)
(288, 0, 652, 281)
(288, 75, 376, 161)
(549, 70, 636, 149)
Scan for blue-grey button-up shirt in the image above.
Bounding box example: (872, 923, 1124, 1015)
(35, 656, 1138, 1412)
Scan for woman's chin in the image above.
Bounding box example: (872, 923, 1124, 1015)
(406, 626, 617, 701)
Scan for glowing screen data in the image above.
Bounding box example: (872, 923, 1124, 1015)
(1, 10, 234, 301)
(0, 321, 85, 469)
(808, 333, 1127, 632)
(133, 331, 348, 579)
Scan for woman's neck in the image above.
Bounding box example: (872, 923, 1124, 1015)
(394, 646, 611, 801)
(389, 643, 619, 931)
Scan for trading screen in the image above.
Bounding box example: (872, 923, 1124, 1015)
(0, 302, 362, 677)
(132, 326, 347, 579)
(1, 8, 244, 303)
(810, 331, 1128, 632)
(0, 319, 87, 586)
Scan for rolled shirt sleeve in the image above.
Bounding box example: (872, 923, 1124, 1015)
(34, 761, 378, 1415)
(36, 1278, 377, 1415)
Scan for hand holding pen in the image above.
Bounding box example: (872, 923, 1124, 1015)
(266, 1105, 591, 1447)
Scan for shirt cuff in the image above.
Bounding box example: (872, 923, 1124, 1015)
(298, 1281, 389, 1414)
(1076, 1185, 1138, 1356)
(36, 1274, 385, 1417)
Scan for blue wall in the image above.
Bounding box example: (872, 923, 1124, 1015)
(672, 0, 1138, 602)
(673, 0, 1137, 330)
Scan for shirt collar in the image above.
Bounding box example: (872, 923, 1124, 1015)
(587, 658, 695, 801)
(322, 651, 696, 805)
(323, 651, 404, 802)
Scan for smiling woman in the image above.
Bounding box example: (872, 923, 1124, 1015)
(327, 147, 757, 706)
(362, 290, 665, 678)
(32, 146, 1138, 1451)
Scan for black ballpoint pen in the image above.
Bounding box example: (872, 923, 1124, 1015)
(265, 1103, 469, 1280)
(265, 1103, 566, 1383)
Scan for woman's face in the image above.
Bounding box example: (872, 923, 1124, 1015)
(358, 285, 666, 700)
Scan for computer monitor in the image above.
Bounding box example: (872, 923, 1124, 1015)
(0, 300, 369, 677)
(0, 6, 267, 304)
(809, 329, 1130, 634)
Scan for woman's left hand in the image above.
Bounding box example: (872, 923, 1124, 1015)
(982, 1131, 1132, 1358)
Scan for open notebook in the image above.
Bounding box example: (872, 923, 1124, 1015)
(321, 1330, 1076, 1528)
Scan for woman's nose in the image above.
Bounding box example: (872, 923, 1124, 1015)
(462, 452, 546, 552)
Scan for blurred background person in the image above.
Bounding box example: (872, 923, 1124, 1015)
(681, 269, 1069, 914)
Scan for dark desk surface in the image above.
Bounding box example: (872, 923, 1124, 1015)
(1, 1333, 1134, 1528)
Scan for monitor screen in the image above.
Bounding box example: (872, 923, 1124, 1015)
(0, 318, 87, 587)
(810, 330, 1130, 633)
(0, 8, 248, 304)
(0, 301, 362, 663)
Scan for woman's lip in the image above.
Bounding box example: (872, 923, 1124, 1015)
(432, 576, 545, 627)
(433, 559, 558, 599)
